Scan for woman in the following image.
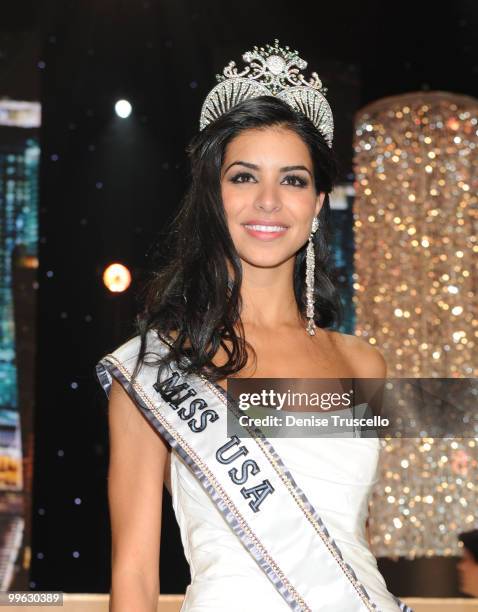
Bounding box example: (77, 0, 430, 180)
(97, 42, 412, 612)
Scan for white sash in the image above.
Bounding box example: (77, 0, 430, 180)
(96, 330, 412, 612)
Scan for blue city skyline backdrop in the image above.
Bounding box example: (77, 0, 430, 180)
(0, 136, 39, 410)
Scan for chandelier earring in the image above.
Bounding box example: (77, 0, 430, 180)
(305, 216, 319, 336)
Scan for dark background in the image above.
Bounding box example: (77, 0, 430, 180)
(0, 0, 476, 595)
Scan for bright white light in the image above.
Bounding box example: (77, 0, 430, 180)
(115, 99, 132, 119)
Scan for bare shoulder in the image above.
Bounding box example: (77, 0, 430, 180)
(326, 330, 387, 378)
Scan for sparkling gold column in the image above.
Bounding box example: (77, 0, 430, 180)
(353, 92, 478, 558)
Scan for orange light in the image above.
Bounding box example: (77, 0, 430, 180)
(446, 117, 460, 131)
(19, 255, 39, 268)
(103, 263, 132, 293)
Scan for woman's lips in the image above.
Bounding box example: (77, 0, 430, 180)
(242, 223, 289, 241)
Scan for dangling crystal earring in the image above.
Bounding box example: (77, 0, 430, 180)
(305, 216, 319, 336)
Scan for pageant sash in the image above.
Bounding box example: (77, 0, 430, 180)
(96, 331, 412, 612)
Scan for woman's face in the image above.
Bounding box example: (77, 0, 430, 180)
(220, 126, 325, 269)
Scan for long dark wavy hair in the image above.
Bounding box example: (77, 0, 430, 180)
(131, 95, 343, 384)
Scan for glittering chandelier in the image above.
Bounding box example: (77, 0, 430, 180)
(353, 91, 478, 558)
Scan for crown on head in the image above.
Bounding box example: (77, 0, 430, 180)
(199, 40, 334, 147)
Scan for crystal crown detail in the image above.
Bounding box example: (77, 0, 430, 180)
(199, 40, 334, 147)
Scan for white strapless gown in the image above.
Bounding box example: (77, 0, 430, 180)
(170, 435, 403, 612)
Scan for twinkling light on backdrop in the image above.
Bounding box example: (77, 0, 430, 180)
(353, 91, 478, 558)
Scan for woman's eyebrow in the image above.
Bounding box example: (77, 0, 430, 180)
(281, 165, 312, 177)
(223, 161, 312, 177)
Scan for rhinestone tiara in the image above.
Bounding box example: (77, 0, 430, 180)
(199, 39, 334, 147)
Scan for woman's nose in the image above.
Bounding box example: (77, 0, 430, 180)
(254, 183, 281, 212)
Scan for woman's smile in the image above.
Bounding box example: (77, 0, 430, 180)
(242, 221, 290, 241)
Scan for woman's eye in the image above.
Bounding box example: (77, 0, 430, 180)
(283, 174, 308, 188)
(230, 172, 255, 183)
